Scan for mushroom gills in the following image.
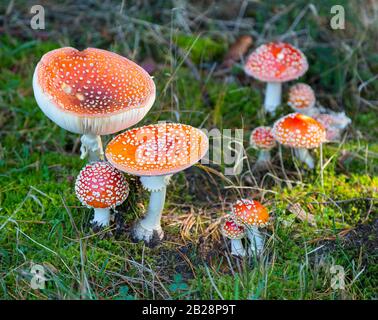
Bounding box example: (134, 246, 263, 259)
(294, 148, 315, 169)
(132, 175, 172, 243)
(264, 82, 282, 114)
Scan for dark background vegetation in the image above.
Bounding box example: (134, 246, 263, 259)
(0, 0, 377, 299)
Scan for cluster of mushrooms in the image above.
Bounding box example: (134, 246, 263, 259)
(32, 42, 351, 255)
(33, 47, 209, 244)
(220, 42, 351, 257)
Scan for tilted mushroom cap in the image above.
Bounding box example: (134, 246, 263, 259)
(250, 126, 277, 150)
(221, 216, 245, 240)
(272, 113, 326, 149)
(288, 83, 315, 111)
(33, 47, 156, 135)
(75, 162, 129, 209)
(244, 42, 308, 82)
(231, 199, 269, 227)
(105, 123, 209, 176)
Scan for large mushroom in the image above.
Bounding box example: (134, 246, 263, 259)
(272, 113, 326, 169)
(33, 47, 156, 161)
(250, 126, 277, 168)
(288, 83, 317, 116)
(221, 216, 246, 257)
(231, 199, 269, 256)
(105, 122, 209, 244)
(75, 161, 129, 227)
(244, 42, 308, 115)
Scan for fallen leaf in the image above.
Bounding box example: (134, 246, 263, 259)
(287, 203, 316, 227)
(221, 35, 253, 68)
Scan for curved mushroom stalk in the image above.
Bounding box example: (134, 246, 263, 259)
(92, 208, 111, 227)
(230, 239, 247, 257)
(246, 227, 264, 257)
(80, 134, 104, 161)
(264, 82, 282, 114)
(294, 148, 314, 169)
(132, 175, 172, 244)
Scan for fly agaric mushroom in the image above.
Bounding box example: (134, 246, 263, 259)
(33, 47, 156, 161)
(221, 216, 246, 257)
(314, 112, 351, 142)
(105, 122, 209, 244)
(272, 113, 326, 169)
(250, 126, 277, 166)
(231, 199, 269, 256)
(288, 83, 317, 116)
(244, 42, 308, 114)
(75, 161, 129, 227)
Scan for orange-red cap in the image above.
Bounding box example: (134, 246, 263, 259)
(250, 126, 276, 150)
(272, 113, 326, 149)
(244, 42, 308, 82)
(231, 199, 269, 227)
(288, 83, 315, 111)
(75, 162, 129, 209)
(105, 123, 209, 176)
(221, 216, 245, 239)
(35, 47, 155, 116)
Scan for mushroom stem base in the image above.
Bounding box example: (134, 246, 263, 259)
(132, 175, 170, 244)
(264, 82, 282, 115)
(246, 227, 264, 256)
(230, 239, 246, 257)
(80, 134, 104, 162)
(92, 208, 111, 227)
(294, 148, 314, 169)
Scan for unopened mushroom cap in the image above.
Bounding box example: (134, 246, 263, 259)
(288, 83, 315, 111)
(75, 162, 129, 209)
(231, 199, 269, 227)
(35, 47, 155, 116)
(105, 123, 209, 176)
(244, 42, 308, 82)
(250, 126, 276, 150)
(221, 216, 245, 239)
(272, 113, 326, 149)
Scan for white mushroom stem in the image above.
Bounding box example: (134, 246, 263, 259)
(264, 82, 282, 114)
(230, 239, 246, 257)
(246, 227, 264, 256)
(92, 207, 111, 227)
(80, 134, 104, 162)
(294, 148, 314, 169)
(133, 175, 172, 243)
(257, 150, 271, 163)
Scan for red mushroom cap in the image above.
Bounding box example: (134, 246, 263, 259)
(105, 123, 209, 176)
(221, 216, 245, 239)
(288, 83, 315, 111)
(35, 47, 155, 116)
(250, 126, 277, 150)
(75, 162, 129, 209)
(231, 199, 269, 227)
(244, 42, 308, 82)
(272, 113, 326, 149)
